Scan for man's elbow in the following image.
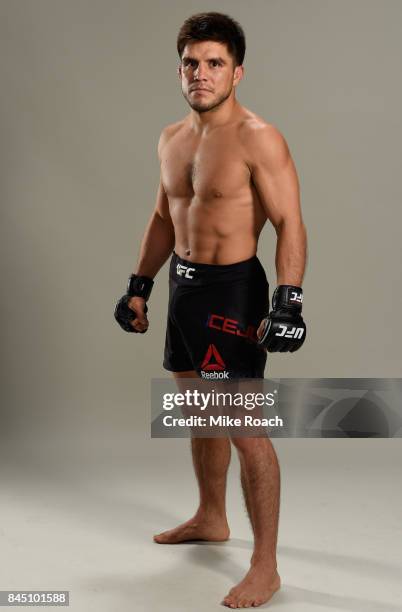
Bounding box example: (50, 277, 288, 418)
(274, 216, 306, 236)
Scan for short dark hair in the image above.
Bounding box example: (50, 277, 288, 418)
(177, 12, 246, 67)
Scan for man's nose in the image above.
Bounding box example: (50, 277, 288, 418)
(194, 63, 207, 80)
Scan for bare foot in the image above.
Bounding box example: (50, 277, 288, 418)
(222, 565, 281, 608)
(153, 514, 230, 544)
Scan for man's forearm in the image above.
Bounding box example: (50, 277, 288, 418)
(134, 211, 175, 279)
(274, 220, 307, 286)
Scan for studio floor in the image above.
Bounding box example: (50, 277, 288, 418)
(1, 434, 401, 611)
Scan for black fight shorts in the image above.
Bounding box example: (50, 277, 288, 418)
(163, 252, 270, 379)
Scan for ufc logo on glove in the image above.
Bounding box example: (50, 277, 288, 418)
(275, 325, 305, 339)
(258, 285, 306, 352)
(290, 291, 303, 304)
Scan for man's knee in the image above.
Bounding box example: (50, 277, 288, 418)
(231, 436, 269, 455)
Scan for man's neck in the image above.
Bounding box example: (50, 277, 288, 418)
(189, 97, 241, 132)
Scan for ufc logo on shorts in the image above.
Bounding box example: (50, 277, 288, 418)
(276, 324, 305, 339)
(176, 263, 196, 279)
(290, 291, 303, 304)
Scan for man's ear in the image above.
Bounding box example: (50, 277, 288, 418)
(233, 65, 244, 86)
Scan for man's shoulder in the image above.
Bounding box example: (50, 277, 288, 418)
(161, 119, 187, 139)
(238, 112, 285, 148)
(157, 119, 187, 157)
(237, 112, 289, 167)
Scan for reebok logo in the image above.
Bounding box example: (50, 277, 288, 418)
(176, 263, 195, 279)
(200, 344, 229, 379)
(201, 344, 225, 370)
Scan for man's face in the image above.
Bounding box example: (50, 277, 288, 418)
(178, 40, 243, 113)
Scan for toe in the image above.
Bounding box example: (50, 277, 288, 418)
(222, 597, 233, 608)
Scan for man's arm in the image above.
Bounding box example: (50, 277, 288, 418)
(115, 131, 175, 333)
(133, 128, 176, 278)
(245, 123, 307, 285)
(134, 177, 175, 278)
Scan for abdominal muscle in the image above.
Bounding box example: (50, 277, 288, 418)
(171, 191, 267, 265)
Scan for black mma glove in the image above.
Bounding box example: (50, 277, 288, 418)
(258, 285, 306, 352)
(114, 274, 154, 333)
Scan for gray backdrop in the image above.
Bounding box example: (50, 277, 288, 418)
(1, 2, 402, 609)
(1, 0, 401, 447)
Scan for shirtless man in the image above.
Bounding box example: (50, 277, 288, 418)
(115, 12, 307, 609)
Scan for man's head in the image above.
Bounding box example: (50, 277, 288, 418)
(177, 12, 246, 113)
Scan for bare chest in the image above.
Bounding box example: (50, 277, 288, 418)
(160, 133, 250, 201)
